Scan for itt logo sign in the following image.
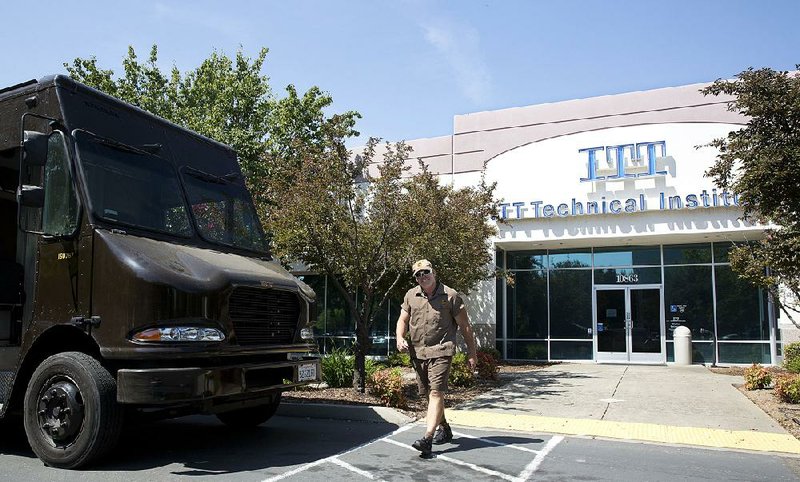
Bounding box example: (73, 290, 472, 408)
(580, 141, 669, 182)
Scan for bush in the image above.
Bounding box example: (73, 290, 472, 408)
(743, 363, 772, 390)
(368, 367, 406, 408)
(476, 351, 499, 380)
(364, 357, 381, 379)
(478, 346, 501, 363)
(774, 374, 800, 404)
(321, 347, 354, 388)
(388, 351, 411, 368)
(449, 352, 475, 388)
(784, 342, 800, 373)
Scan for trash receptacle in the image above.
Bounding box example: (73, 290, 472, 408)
(673, 325, 692, 365)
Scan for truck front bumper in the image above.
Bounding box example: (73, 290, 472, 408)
(116, 359, 320, 404)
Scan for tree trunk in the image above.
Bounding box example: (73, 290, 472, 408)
(352, 317, 371, 393)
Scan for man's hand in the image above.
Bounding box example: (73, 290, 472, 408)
(468, 354, 478, 371)
(397, 338, 409, 353)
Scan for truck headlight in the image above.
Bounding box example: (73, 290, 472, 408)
(300, 327, 314, 340)
(132, 327, 226, 342)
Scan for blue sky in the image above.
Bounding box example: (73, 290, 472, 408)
(1, 0, 798, 144)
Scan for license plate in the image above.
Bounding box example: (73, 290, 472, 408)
(298, 363, 317, 382)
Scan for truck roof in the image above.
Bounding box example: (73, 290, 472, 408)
(0, 74, 236, 155)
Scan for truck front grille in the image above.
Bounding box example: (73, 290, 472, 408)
(228, 287, 301, 345)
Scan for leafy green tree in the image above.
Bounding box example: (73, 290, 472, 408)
(269, 138, 499, 389)
(702, 66, 800, 325)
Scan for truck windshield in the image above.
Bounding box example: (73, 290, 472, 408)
(181, 167, 268, 253)
(75, 130, 193, 237)
(75, 131, 268, 254)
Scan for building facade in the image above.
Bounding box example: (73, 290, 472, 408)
(303, 81, 793, 365)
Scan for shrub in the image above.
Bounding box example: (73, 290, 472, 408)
(449, 352, 475, 388)
(743, 363, 772, 390)
(321, 347, 354, 388)
(368, 367, 406, 408)
(388, 351, 411, 368)
(478, 345, 501, 363)
(364, 357, 381, 379)
(476, 351, 499, 380)
(774, 374, 800, 404)
(784, 342, 800, 373)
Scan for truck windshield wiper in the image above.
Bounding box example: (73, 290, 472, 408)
(184, 167, 241, 185)
(88, 133, 159, 157)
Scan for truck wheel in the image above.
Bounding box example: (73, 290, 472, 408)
(23, 352, 123, 469)
(216, 392, 281, 428)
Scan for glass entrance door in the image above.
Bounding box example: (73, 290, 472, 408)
(595, 286, 664, 363)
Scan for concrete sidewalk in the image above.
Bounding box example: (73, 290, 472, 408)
(447, 363, 800, 455)
(280, 363, 800, 455)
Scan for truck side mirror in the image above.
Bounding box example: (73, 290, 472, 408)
(22, 130, 49, 167)
(18, 185, 45, 208)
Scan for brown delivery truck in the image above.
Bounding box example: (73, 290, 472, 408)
(0, 75, 320, 468)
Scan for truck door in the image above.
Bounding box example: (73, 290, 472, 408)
(4, 127, 81, 375)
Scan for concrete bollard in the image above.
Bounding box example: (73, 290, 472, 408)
(673, 325, 692, 365)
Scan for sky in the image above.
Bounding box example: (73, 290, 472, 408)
(1, 0, 799, 145)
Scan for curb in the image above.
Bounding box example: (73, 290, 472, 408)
(445, 409, 800, 455)
(278, 402, 415, 425)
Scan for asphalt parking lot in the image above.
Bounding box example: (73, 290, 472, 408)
(2, 414, 799, 481)
(267, 423, 562, 482)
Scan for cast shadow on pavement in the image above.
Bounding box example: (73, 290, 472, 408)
(456, 370, 593, 410)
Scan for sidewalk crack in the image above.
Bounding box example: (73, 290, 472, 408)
(601, 366, 628, 420)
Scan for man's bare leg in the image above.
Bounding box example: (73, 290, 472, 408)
(425, 390, 444, 437)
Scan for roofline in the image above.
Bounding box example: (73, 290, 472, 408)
(1, 74, 235, 154)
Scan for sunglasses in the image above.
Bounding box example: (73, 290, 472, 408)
(414, 269, 431, 278)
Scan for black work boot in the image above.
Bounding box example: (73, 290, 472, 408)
(432, 422, 453, 445)
(412, 435, 433, 458)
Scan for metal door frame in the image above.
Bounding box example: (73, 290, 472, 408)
(594, 284, 665, 364)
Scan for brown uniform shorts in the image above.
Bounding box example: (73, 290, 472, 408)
(411, 356, 452, 396)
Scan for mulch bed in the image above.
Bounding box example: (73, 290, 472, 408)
(283, 363, 548, 419)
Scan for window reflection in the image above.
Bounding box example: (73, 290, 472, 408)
(715, 265, 769, 340)
(594, 246, 660, 267)
(663, 243, 711, 265)
(506, 271, 547, 338)
(663, 265, 713, 340)
(549, 269, 592, 339)
(548, 249, 591, 269)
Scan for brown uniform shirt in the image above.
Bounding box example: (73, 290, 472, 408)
(401, 282, 465, 360)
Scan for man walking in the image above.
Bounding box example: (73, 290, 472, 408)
(396, 259, 478, 458)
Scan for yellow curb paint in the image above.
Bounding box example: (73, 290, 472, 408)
(445, 409, 800, 455)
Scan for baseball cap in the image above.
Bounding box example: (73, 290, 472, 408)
(411, 259, 433, 275)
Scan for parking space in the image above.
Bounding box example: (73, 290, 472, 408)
(265, 424, 564, 482)
(3, 414, 798, 481)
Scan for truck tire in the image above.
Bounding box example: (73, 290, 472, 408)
(23, 352, 123, 469)
(216, 392, 282, 428)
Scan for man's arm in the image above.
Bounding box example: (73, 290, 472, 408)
(396, 309, 410, 352)
(455, 310, 478, 370)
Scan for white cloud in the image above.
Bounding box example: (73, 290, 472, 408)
(421, 19, 492, 105)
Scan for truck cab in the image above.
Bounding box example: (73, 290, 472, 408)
(0, 75, 320, 468)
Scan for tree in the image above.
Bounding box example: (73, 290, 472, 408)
(702, 66, 800, 325)
(269, 138, 500, 390)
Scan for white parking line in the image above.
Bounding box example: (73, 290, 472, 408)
(382, 438, 518, 482)
(329, 457, 386, 481)
(261, 424, 414, 482)
(452, 430, 542, 454)
(382, 430, 564, 482)
(517, 435, 564, 480)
